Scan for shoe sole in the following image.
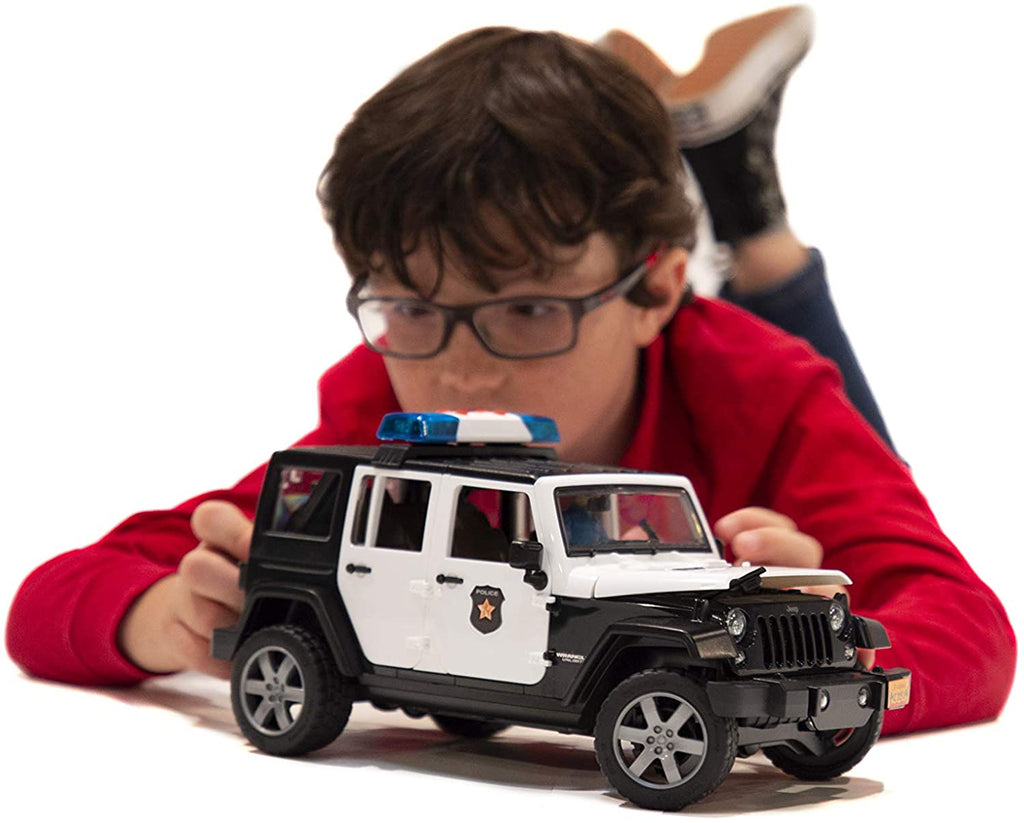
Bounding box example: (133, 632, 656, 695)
(601, 6, 813, 148)
(668, 5, 813, 146)
(595, 29, 675, 91)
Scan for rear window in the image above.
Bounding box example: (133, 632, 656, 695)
(271, 467, 340, 538)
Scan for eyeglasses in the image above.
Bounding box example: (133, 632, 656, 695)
(347, 245, 666, 360)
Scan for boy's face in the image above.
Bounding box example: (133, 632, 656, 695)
(364, 232, 686, 465)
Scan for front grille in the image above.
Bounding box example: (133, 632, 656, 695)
(757, 613, 832, 669)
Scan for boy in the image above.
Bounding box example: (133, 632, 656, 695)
(6, 11, 1015, 738)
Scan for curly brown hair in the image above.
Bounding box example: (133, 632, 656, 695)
(318, 27, 695, 304)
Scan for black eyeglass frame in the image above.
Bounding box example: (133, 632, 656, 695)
(346, 245, 667, 360)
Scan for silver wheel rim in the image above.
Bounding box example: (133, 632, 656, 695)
(612, 691, 708, 789)
(240, 645, 305, 737)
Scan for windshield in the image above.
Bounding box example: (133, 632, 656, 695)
(556, 485, 712, 555)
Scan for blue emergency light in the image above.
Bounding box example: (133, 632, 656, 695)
(377, 411, 560, 444)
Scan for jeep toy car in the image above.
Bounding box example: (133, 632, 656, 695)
(213, 411, 910, 810)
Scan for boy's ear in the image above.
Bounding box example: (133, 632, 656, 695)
(632, 247, 689, 347)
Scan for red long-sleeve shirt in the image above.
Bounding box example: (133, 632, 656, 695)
(6, 297, 1015, 735)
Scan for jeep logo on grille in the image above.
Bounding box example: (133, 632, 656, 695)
(785, 605, 800, 614)
(470, 586, 504, 634)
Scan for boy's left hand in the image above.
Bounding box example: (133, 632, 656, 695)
(713, 506, 875, 668)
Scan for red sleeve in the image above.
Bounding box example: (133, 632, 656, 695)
(5, 345, 397, 686)
(8, 448, 297, 685)
(661, 300, 1016, 736)
(759, 364, 1017, 735)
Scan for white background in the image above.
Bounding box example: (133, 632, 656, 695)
(1, 0, 1020, 815)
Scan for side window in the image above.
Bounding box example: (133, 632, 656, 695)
(451, 486, 534, 562)
(373, 476, 431, 552)
(272, 467, 340, 539)
(350, 475, 374, 545)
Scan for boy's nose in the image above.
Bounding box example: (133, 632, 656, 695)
(436, 323, 506, 394)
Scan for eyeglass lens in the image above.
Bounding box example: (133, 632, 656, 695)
(356, 298, 577, 358)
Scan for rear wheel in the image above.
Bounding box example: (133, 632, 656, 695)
(231, 624, 350, 756)
(594, 671, 737, 810)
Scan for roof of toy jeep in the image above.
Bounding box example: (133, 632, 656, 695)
(280, 443, 648, 484)
(396, 452, 647, 483)
(277, 411, 658, 484)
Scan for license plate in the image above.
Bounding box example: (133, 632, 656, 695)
(887, 674, 911, 710)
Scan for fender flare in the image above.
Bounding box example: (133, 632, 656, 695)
(212, 584, 365, 678)
(563, 616, 737, 707)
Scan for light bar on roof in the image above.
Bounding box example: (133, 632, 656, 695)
(377, 411, 560, 444)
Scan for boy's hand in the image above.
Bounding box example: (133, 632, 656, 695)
(118, 501, 252, 678)
(713, 506, 875, 668)
(714, 506, 824, 571)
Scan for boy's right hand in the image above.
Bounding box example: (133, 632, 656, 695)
(117, 501, 252, 678)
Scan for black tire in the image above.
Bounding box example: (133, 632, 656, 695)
(231, 624, 351, 756)
(594, 670, 737, 810)
(763, 707, 883, 780)
(431, 713, 509, 739)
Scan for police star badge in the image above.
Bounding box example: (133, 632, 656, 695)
(470, 585, 505, 634)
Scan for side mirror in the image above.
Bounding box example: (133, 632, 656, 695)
(509, 539, 543, 572)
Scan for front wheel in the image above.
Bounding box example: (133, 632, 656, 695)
(594, 670, 737, 810)
(763, 708, 882, 780)
(231, 624, 351, 756)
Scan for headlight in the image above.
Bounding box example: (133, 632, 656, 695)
(725, 608, 748, 639)
(829, 601, 846, 633)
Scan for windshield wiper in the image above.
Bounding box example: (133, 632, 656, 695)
(638, 518, 659, 541)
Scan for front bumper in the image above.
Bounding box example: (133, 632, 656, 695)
(707, 667, 911, 731)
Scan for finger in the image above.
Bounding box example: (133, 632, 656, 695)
(858, 648, 877, 669)
(714, 507, 796, 542)
(731, 526, 823, 568)
(178, 547, 246, 612)
(167, 619, 232, 679)
(178, 588, 240, 642)
(799, 584, 846, 599)
(191, 500, 253, 562)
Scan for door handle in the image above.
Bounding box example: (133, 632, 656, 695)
(435, 573, 464, 585)
(345, 563, 372, 574)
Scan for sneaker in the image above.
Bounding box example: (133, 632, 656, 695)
(594, 29, 675, 93)
(600, 6, 813, 148)
(600, 6, 813, 245)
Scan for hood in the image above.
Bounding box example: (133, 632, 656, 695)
(561, 560, 852, 599)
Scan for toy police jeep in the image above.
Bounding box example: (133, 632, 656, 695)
(213, 411, 910, 810)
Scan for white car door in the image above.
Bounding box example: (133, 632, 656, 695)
(337, 467, 437, 669)
(422, 475, 552, 685)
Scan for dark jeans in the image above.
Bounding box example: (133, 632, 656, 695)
(719, 248, 896, 453)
